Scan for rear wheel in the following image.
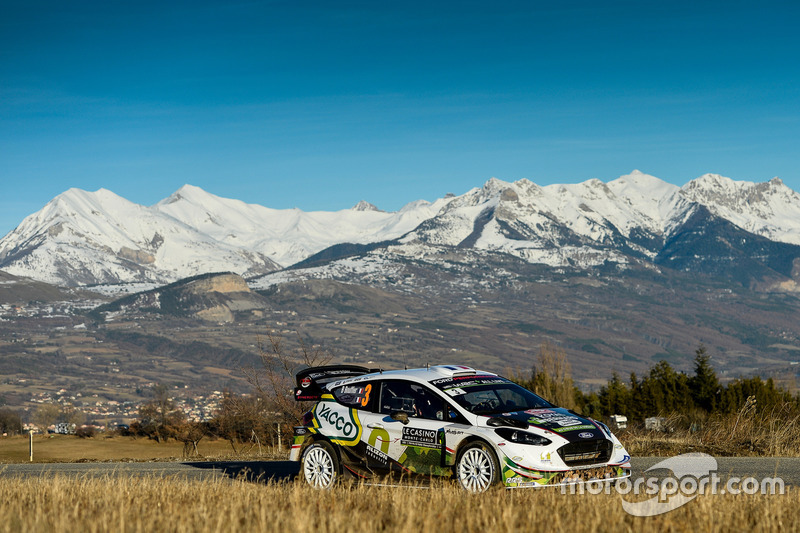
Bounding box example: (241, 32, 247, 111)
(301, 441, 340, 489)
(455, 442, 500, 493)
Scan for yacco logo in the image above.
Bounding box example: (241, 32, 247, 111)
(620, 453, 717, 517)
(314, 403, 362, 446)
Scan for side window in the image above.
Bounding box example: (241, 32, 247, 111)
(379, 380, 445, 421)
(332, 382, 376, 411)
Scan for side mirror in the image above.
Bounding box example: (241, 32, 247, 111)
(390, 411, 410, 425)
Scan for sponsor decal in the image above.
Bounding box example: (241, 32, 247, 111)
(366, 444, 389, 465)
(540, 452, 552, 463)
(525, 409, 553, 415)
(295, 389, 319, 401)
(444, 387, 467, 396)
(445, 428, 464, 435)
(313, 403, 362, 445)
(527, 410, 585, 428)
(401, 427, 440, 448)
(308, 369, 364, 379)
(578, 432, 595, 439)
(431, 376, 505, 388)
(368, 427, 390, 454)
(327, 375, 373, 389)
(335, 383, 373, 406)
(550, 424, 596, 433)
(300, 376, 312, 388)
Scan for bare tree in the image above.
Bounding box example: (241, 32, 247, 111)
(174, 421, 207, 458)
(513, 342, 577, 409)
(213, 392, 269, 454)
(242, 331, 332, 438)
(60, 403, 86, 427)
(0, 408, 22, 435)
(32, 403, 60, 432)
(133, 385, 186, 442)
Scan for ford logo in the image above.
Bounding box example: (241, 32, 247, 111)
(578, 432, 594, 439)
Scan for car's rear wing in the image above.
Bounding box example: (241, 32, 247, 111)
(294, 365, 378, 401)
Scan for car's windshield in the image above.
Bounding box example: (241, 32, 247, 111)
(432, 376, 553, 415)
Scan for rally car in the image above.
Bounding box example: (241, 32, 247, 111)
(290, 364, 631, 492)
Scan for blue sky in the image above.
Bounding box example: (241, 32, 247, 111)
(2, 1, 799, 237)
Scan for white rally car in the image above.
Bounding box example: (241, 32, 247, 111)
(290, 365, 630, 492)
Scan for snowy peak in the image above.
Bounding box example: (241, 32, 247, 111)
(46, 187, 141, 220)
(158, 184, 219, 205)
(608, 170, 679, 202)
(679, 173, 800, 245)
(351, 200, 382, 212)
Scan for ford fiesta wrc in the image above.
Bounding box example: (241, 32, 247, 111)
(290, 364, 631, 492)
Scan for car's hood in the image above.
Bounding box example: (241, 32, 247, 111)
(486, 407, 606, 441)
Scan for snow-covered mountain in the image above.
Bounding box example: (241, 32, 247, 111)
(391, 170, 800, 268)
(397, 171, 685, 267)
(0, 185, 452, 286)
(2, 171, 800, 288)
(254, 170, 800, 292)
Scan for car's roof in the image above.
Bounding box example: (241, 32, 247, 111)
(327, 365, 499, 389)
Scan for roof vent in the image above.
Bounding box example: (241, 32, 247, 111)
(430, 365, 477, 377)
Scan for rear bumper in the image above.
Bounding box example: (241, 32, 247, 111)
(289, 426, 311, 462)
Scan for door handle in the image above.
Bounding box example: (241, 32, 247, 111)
(367, 423, 384, 429)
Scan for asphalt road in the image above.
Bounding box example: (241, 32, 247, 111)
(0, 460, 300, 483)
(1, 457, 798, 486)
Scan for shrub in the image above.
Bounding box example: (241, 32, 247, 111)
(75, 426, 96, 438)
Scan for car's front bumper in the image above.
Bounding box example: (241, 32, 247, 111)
(501, 455, 631, 488)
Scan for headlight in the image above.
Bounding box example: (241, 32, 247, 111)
(494, 428, 551, 446)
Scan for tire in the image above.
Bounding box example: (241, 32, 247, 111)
(455, 442, 501, 493)
(300, 441, 340, 489)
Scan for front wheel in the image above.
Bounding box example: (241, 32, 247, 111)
(301, 441, 340, 489)
(455, 442, 501, 493)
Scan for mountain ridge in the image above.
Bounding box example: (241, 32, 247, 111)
(2, 171, 800, 290)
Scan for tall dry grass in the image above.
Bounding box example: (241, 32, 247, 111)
(0, 475, 797, 533)
(621, 399, 800, 457)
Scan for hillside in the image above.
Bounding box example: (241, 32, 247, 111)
(2, 171, 800, 418)
(90, 272, 269, 323)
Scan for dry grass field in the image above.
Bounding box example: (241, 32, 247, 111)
(620, 405, 800, 458)
(5, 400, 800, 467)
(0, 434, 285, 463)
(0, 475, 796, 533)
(1, 420, 798, 532)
